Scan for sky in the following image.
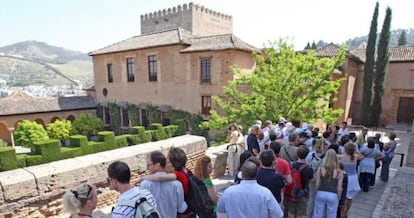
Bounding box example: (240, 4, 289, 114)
(1, 0, 413, 53)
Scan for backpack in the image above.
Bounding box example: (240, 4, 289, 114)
(115, 190, 160, 218)
(284, 162, 308, 202)
(309, 153, 323, 173)
(184, 172, 214, 214)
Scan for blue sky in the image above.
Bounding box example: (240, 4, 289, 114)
(1, 0, 412, 52)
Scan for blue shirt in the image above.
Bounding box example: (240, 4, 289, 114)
(247, 134, 260, 154)
(257, 168, 285, 203)
(217, 180, 283, 218)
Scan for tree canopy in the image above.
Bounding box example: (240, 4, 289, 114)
(14, 120, 49, 147)
(398, 30, 407, 46)
(201, 41, 346, 130)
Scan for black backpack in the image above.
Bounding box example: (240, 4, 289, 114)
(184, 172, 214, 214)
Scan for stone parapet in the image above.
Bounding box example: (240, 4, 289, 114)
(0, 135, 207, 217)
(206, 143, 229, 178)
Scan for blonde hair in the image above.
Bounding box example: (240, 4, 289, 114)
(194, 156, 212, 180)
(322, 149, 338, 179)
(313, 138, 325, 153)
(62, 183, 94, 214)
(345, 142, 356, 161)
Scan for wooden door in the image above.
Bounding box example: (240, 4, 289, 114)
(397, 97, 414, 123)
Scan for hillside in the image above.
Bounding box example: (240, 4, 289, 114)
(0, 41, 93, 86)
(345, 28, 414, 48)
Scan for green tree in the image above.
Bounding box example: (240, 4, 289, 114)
(47, 119, 72, 141)
(0, 139, 8, 147)
(311, 41, 317, 49)
(304, 42, 311, 50)
(398, 30, 407, 46)
(361, 2, 379, 126)
(201, 41, 346, 130)
(13, 120, 49, 147)
(371, 7, 392, 126)
(72, 114, 103, 137)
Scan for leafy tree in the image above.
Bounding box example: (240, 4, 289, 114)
(371, 7, 392, 126)
(304, 42, 311, 50)
(201, 41, 346, 130)
(72, 114, 103, 137)
(311, 41, 317, 49)
(13, 120, 49, 147)
(47, 119, 72, 141)
(361, 2, 379, 126)
(398, 30, 407, 46)
(0, 139, 8, 147)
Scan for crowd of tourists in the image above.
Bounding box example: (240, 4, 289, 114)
(59, 119, 397, 218)
(225, 119, 397, 218)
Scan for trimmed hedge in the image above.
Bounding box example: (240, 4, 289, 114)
(60, 147, 82, 159)
(16, 154, 26, 168)
(151, 123, 167, 141)
(115, 135, 129, 148)
(165, 125, 178, 138)
(69, 135, 88, 147)
(25, 154, 45, 166)
(0, 147, 17, 171)
(33, 139, 61, 162)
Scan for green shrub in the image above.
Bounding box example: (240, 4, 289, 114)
(33, 139, 61, 162)
(25, 154, 45, 166)
(98, 131, 116, 149)
(0, 147, 17, 171)
(16, 154, 27, 168)
(69, 135, 88, 147)
(151, 123, 167, 140)
(72, 114, 103, 137)
(0, 139, 8, 147)
(13, 120, 49, 147)
(164, 125, 178, 138)
(60, 147, 81, 159)
(125, 134, 140, 145)
(145, 130, 155, 142)
(131, 126, 152, 143)
(87, 141, 106, 153)
(47, 119, 72, 141)
(115, 135, 128, 148)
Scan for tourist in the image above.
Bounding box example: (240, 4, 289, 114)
(140, 151, 188, 218)
(337, 121, 350, 143)
(217, 157, 284, 218)
(356, 127, 368, 147)
(337, 163, 348, 218)
(107, 161, 158, 217)
(280, 133, 299, 162)
(380, 132, 397, 182)
(234, 150, 253, 184)
(313, 149, 343, 218)
(247, 124, 261, 156)
(269, 141, 292, 184)
(339, 142, 362, 217)
(284, 147, 313, 218)
(62, 183, 98, 218)
(226, 123, 240, 177)
(359, 139, 384, 192)
(257, 150, 285, 203)
(194, 155, 219, 218)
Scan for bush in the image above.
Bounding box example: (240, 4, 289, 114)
(131, 126, 152, 143)
(98, 131, 116, 149)
(72, 114, 103, 137)
(16, 154, 27, 168)
(25, 154, 45, 166)
(0, 139, 8, 147)
(164, 125, 178, 138)
(60, 147, 81, 159)
(0, 147, 17, 171)
(69, 135, 88, 147)
(47, 120, 72, 141)
(151, 123, 167, 140)
(32, 139, 61, 162)
(115, 135, 129, 148)
(14, 120, 49, 147)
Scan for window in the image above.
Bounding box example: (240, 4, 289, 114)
(104, 107, 111, 125)
(148, 55, 157, 81)
(201, 96, 211, 115)
(107, 64, 113, 83)
(121, 107, 129, 127)
(126, 58, 135, 82)
(200, 58, 211, 83)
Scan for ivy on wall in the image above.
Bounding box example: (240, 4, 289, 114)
(146, 103, 161, 124)
(108, 102, 121, 135)
(96, 105, 103, 120)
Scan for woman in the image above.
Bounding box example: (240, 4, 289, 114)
(339, 142, 362, 218)
(62, 183, 98, 218)
(194, 156, 219, 218)
(234, 150, 253, 184)
(313, 149, 343, 218)
(381, 132, 397, 182)
(227, 123, 240, 177)
(359, 139, 384, 192)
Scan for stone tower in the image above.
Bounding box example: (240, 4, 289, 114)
(140, 2, 233, 36)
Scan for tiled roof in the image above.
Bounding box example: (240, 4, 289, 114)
(0, 91, 96, 116)
(89, 28, 259, 55)
(350, 46, 414, 63)
(89, 28, 195, 56)
(314, 43, 340, 57)
(180, 34, 259, 53)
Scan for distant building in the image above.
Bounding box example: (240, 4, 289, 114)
(0, 91, 96, 146)
(89, 3, 257, 128)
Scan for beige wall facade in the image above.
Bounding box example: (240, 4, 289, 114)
(92, 45, 255, 116)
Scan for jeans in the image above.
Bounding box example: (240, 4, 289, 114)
(313, 191, 339, 218)
(359, 172, 372, 192)
(380, 156, 393, 181)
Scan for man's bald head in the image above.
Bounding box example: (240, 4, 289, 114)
(241, 157, 259, 180)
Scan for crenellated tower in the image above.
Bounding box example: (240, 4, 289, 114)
(140, 2, 233, 36)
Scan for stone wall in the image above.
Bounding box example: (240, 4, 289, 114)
(0, 135, 208, 218)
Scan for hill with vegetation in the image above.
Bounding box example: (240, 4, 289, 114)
(345, 28, 414, 48)
(0, 41, 93, 86)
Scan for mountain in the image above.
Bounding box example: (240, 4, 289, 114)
(0, 41, 93, 86)
(344, 28, 414, 49)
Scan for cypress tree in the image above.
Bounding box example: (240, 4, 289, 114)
(370, 7, 392, 126)
(311, 41, 317, 49)
(360, 2, 379, 126)
(305, 42, 311, 50)
(398, 30, 407, 46)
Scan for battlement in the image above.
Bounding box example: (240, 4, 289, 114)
(140, 2, 233, 36)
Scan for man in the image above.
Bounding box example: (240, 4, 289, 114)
(337, 121, 350, 142)
(108, 161, 158, 217)
(140, 151, 187, 218)
(217, 157, 284, 218)
(247, 124, 261, 156)
(269, 141, 292, 184)
(280, 133, 299, 162)
(257, 150, 285, 203)
(356, 127, 368, 146)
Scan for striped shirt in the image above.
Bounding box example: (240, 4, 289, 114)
(112, 187, 157, 218)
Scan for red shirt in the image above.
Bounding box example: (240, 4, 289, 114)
(275, 157, 291, 177)
(174, 170, 190, 197)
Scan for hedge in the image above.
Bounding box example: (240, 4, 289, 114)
(32, 139, 61, 162)
(115, 135, 129, 148)
(0, 147, 17, 171)
(151, 123, 167, 140)
(69, 135, 88, 147)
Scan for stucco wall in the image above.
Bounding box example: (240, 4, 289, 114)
(0, 135, 211, 218)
